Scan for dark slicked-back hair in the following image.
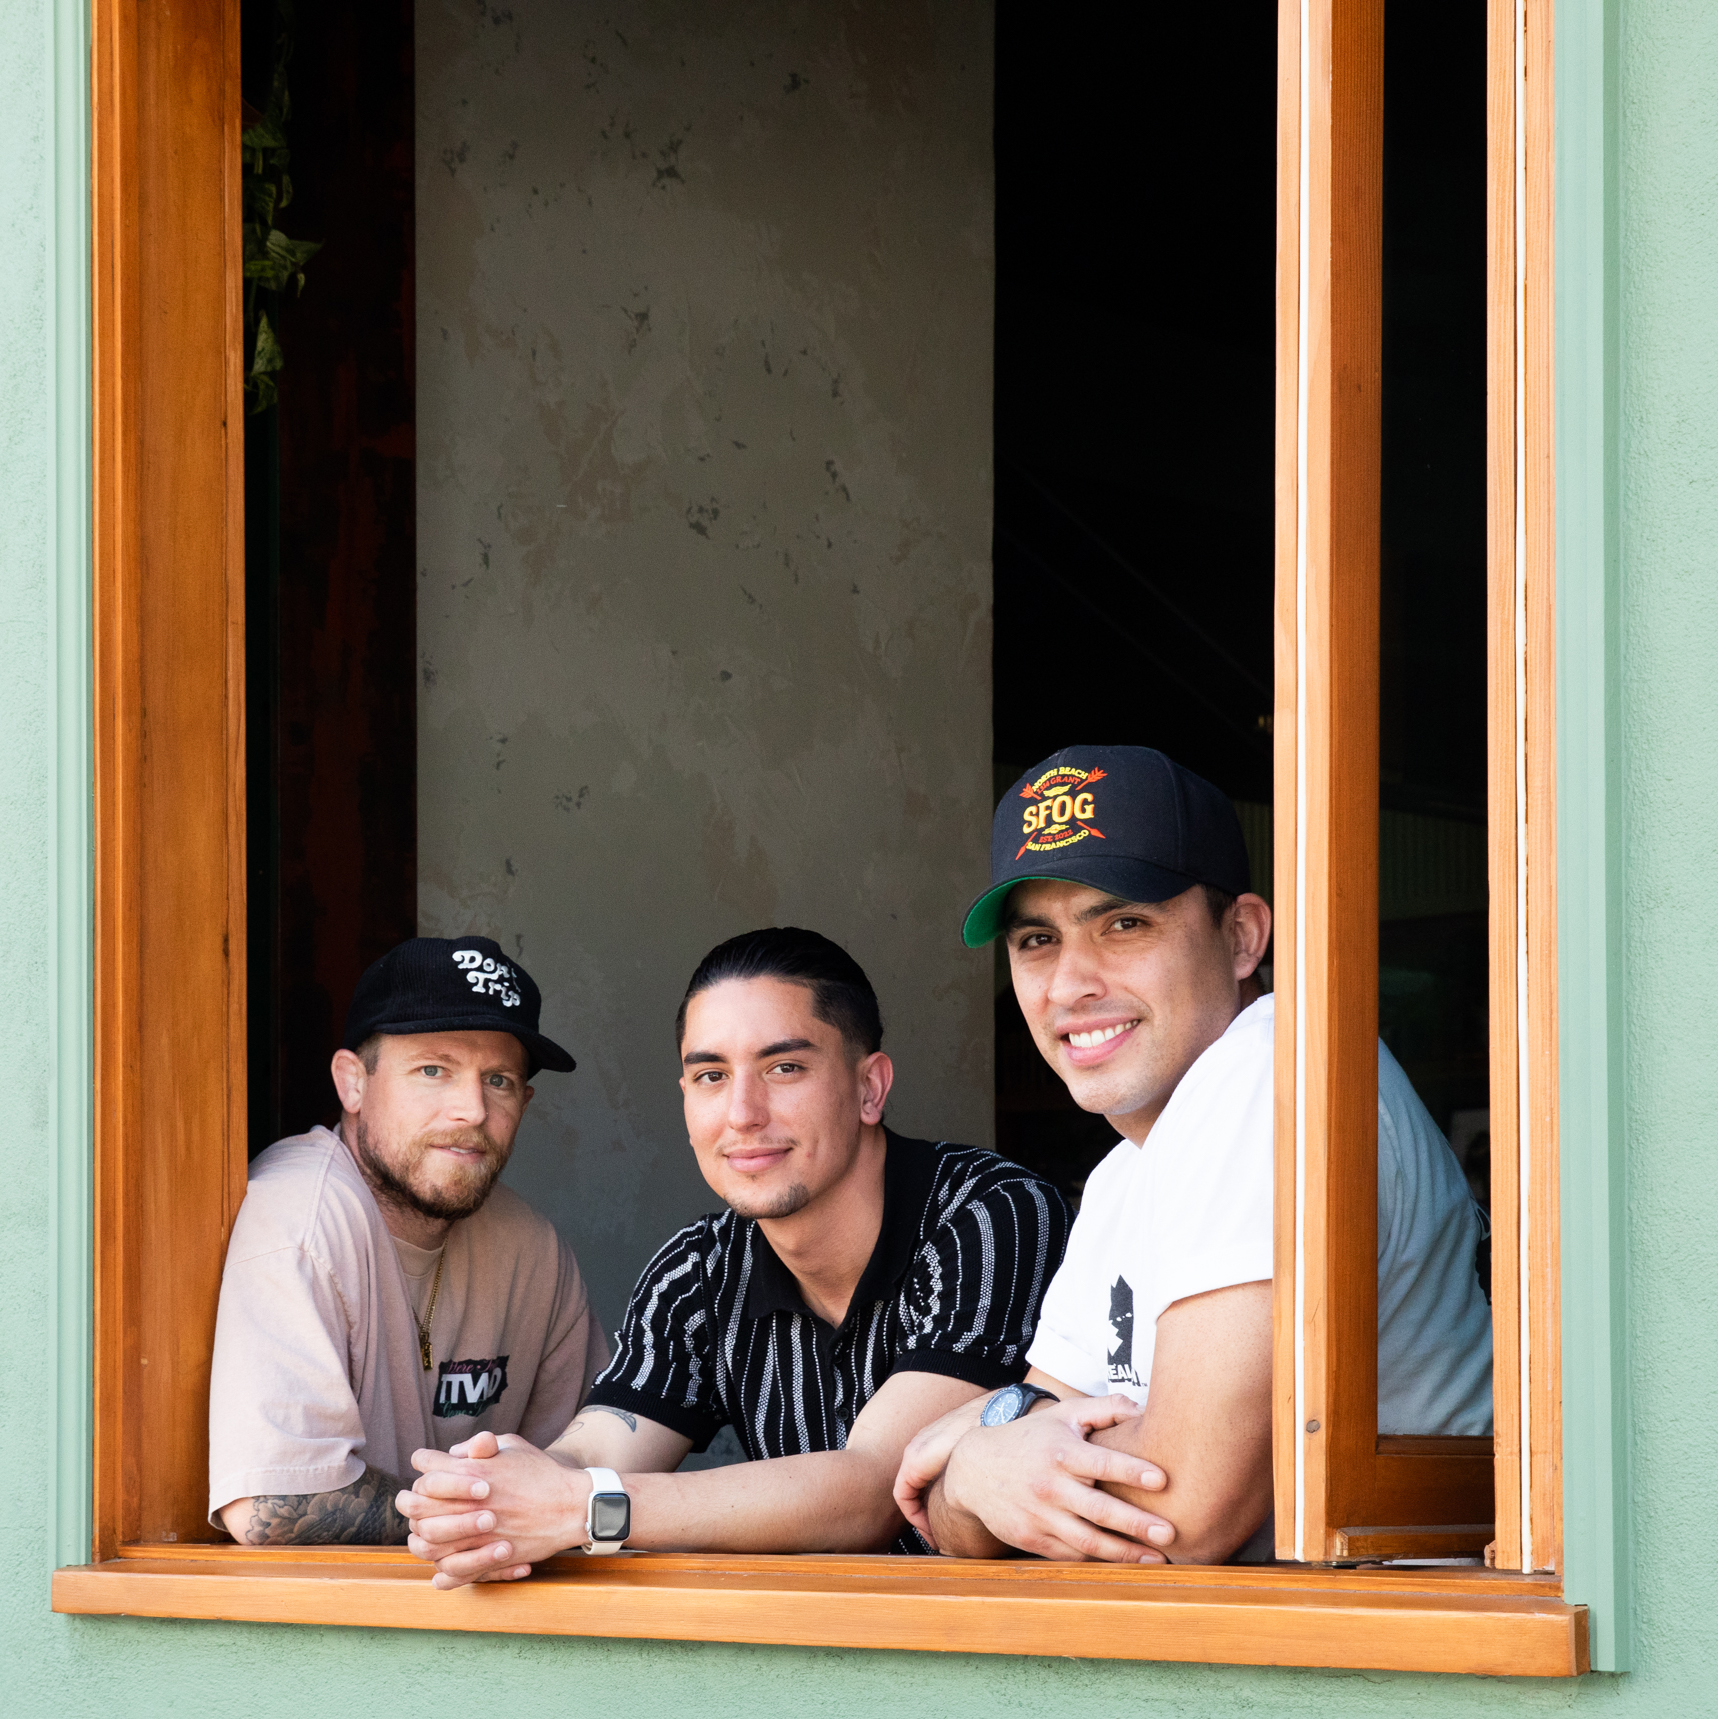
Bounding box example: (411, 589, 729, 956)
(675, 927, 883, 1058)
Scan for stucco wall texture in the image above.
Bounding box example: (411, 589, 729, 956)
(10, 0, 1718, 1712)
(415, 0, 997, 1334)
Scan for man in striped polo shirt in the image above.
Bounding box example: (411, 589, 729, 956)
(397, 927, 1080, 1580)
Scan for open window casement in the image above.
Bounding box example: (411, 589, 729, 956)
(1271, 0, 1559, 1570)
(57, 0, 1583, 1671)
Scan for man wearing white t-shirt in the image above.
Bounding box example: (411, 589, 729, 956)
(894, 745, 1493, 1565)
(208, 937, 607, 1545)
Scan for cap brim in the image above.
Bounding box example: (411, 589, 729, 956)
(961, 854, 1207, 947)
(364, 1015, 576, 1074)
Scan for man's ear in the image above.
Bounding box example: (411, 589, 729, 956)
(330, 1047, 367, 1116)
(857, 1050, 895, 1126)
(1231, 893, 1273, 980)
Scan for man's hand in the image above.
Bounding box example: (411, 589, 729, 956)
(931, 1393, 1175, 1562)
(399, 1431, 585, 1588)
(891, 1391, 996, 1543)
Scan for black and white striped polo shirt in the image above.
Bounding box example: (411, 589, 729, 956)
(586, 1130, 1070, 1552)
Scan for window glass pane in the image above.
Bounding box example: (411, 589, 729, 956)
(1378, 0, 1494, 1432)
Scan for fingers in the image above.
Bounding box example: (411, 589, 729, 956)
(1019, 1510, 1168, 1565)
(1049, 1478, 1174, 1548)
(892, 1444, 937, 1515)
(893, 1475, 936, 1547)
(402, 1507, 498, 1547)
(447, 1430, 502, 1461)
(396, 1487, 479, 1525)
(424, 1540, 524, 1587)
(407, 1530, 501, 1562)
(1050, 1438, 1165, 1493)
(406, 1470, 491, 1503)
(1060, 1394, 1148, 1433)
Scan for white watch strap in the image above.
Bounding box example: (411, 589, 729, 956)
(582, 1466, 627, 1555)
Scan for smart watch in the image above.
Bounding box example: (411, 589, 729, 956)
(979, 1382, 1060, 1426)
(581, 1466, 631, 1554)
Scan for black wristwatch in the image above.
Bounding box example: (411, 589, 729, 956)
(979, 1382, 1060, 1426)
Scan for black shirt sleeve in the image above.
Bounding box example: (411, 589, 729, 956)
(585, 1219, 728, 1452)
(890, 1156, 1072, 1391)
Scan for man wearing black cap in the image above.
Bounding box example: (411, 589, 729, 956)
(207, 937, 608, 1545)
(893, 746, 1493, 1565)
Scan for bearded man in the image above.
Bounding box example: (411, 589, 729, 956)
(207, 937, 606, 1546)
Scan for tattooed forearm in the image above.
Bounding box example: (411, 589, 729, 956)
(572, 1404, 637, 1434)
(237, 1465, 409, 1546)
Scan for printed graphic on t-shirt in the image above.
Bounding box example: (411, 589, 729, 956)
(1106, 1276, 1142, 1387)
(434, 1355, 510, 1418)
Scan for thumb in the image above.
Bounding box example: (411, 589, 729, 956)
(451, 1430, 503, 1460)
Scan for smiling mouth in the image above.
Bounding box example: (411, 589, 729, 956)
(1064, 1020, 1140, 1049)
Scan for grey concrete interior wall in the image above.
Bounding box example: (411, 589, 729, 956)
(416, 0, 996, 1338)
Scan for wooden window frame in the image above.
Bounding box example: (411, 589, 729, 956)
(53, 0, 1585, 1676)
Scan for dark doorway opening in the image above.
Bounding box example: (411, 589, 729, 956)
(991, 5, 1279, 1200)
(242, 0, 419, 1152)
(991, 4, 1492, 1213)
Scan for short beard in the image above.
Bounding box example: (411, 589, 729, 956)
(724, 1180, 812, 1222)
(352, 1118, 510, 1224)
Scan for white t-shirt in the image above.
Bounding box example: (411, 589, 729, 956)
(208, 1126, 609, 1525)
(1026, 993, 1493, 1435)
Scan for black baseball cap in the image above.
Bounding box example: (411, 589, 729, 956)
(962, 746, 1252, 947)
(342, 936, 576, 1076)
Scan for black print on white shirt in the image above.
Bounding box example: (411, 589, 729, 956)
(434, 1355, 510, 1418)
(1107, 1277, 1142, 1387)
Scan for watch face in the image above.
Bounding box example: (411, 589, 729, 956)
(980, 1384, 1026, 1427)
(590, 1492, 630, 1542)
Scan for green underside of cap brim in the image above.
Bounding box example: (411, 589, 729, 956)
(961, 877, 1068, 948)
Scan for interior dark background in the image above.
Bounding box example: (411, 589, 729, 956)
(243, 0, 417, 1152)
(991, 1, 1491, 1205)
(242, 2, 1491, 1205)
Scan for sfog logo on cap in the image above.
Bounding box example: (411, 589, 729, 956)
(1016, 765, 1107, 860)
(451, 948, 522, 1008)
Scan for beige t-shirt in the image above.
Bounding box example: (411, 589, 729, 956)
(208, 1125, 607, 1525)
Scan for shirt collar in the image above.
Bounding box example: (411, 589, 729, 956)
(741, 1129, 938, 1328)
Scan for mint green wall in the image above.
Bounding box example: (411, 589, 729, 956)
(8, 0, 1718, 1709)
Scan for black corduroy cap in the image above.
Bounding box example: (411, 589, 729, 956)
(962, 746, 1252, 947)
(342, 936, 575, 1076)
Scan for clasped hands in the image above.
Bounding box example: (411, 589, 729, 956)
(397, 1430, 585, 1589)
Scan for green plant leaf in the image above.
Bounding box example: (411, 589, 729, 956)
(241, 118, 287, 152)
(251, 312, 285, 378)
(265, 227, 322, 270)
(244, 178, 278, 227)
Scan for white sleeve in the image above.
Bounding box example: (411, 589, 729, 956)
(1024, 1159, 1122, 1396)
(207, 1241, 368, 1525)
(1147, 1043, 1275, 1319)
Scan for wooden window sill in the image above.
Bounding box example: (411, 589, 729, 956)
(53, 1545, 1587, 1676)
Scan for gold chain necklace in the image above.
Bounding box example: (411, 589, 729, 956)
(417, 1247, 446, 1372)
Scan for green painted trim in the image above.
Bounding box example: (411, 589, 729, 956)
(1556, 0, 1630, 1675)
(48, 0, 92, 1572)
